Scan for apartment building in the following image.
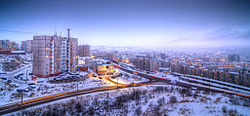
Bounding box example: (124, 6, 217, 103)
(21, 41, 26, 51)
(26, 40, 33, 53)
(21, 40, 33, 53)
(131, 54, 159, 72)
(0, 40, 18, 51)
(78, 44, 90, 57)
(32, 35, 78, 77)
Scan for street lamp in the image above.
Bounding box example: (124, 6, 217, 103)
(116, 76, 118, 90)
(76, 68, 79, 98)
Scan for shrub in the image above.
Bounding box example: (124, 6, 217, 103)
(169, 96, 177, 104)
(222, 105, 227, 114)
(228, 109, 237, 116)
(134, 106, 142, 116)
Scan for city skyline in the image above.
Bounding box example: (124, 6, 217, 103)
(1, 0, 250, 48)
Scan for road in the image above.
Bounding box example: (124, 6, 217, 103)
(114, 64, 250, 98)
(7, 64, 32, 84)
(0, 77, 153, 115)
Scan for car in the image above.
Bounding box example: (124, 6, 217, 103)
(190, 87, 197, 90)
(68, 72, 73, 75)
(56, 77, 63, 81)
(37, 81, 44, 83)
(7, 80, 12, 83)
(17, 89, 25, 93)
(27, 86, 33, 90)
(29, 85, 36, 88)
(1, 77, 7, 80)
(98, 77, 102, 79)
(28, 83, 36, 85)
(66, 76, 72, 79)
(24, 88, 29, 92)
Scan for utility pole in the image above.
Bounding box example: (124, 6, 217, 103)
(21, 91, 23, 115)
(117, 77, 118, 90)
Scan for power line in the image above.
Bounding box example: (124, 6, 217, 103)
(0, 29, 50, 35)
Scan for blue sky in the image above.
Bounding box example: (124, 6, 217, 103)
(0, 0, 250, 48)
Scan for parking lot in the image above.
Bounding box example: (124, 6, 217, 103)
(48, 72, 86, 83)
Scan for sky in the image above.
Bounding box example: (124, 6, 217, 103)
(0, 0, 250, 49)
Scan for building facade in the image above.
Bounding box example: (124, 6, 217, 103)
(26, 40, 33, 53)
(0, 40, 18, 51)
(32, 35, 78, 77)
(228, 54, 240, 62)
(21, 40, 33, 53)
(131, 54, 159, 72)
(78, 45, 90, 57)
(21, 41, 27, 51)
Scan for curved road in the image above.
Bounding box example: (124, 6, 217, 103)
(114, 64, 250, 98)
(0, 78, 153, 115)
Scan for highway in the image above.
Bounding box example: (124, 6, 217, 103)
(0, 77, 153, 115)
(114, 64, 250, 98)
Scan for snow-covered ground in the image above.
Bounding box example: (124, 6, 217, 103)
(146, 71, 250, 95)
(9, 85, 250, 116)
(110, 75, 149, 84)
(0, 71, 112, 106)
(0, 54, 32, 74)
(110, 69, 149, 84)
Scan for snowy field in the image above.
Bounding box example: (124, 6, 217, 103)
(110, 70, 150, 84)
(8, 85, 250, 116)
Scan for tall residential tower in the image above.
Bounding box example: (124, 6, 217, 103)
(32, 35, 78, 77)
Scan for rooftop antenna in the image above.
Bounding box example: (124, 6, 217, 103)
(54, 25, 57, 36)
(54, 30, 57, 36)
(67, 29, 70, 38)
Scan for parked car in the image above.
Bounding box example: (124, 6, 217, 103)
(37, 81, 44, 83)
(27, 86, 34, 90)
(55, 77, 63, 81)
(1, 77, 7, 80)
(29, 85, 36, 88)
(24, 88, 30, 92)
(190, 87, 197, 90)
(17, 89, 25, 93)
(28, 83, 36, 85)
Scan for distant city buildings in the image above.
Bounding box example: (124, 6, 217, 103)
(21, 41, 26, 51)
(21, 40, 33, 53)
(111, 51, 249, 87)
(228, 54, 240, 62)
(32, 35, 78, 77)
(0, 40, 19, 52)
(26, 40, 33, 53)
(130, 54, 159, 72)
(78, 45, 90, 57)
